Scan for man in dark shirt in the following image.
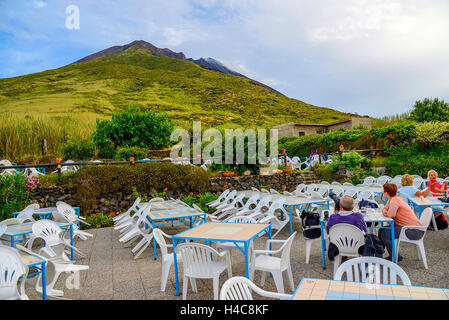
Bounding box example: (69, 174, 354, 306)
(326, 195, 367, 234)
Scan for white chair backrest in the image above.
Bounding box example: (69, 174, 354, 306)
(16, 207, 35, 223)
(317, 186, 329, 197)
(343, 182, 354, 187)
(413, 178, 424, 189)
(328, 223, 365, 256)
(149, 197, 165, 202)
(331, 187, 344, 197)
(279, 232, 296, 270)
(419, 208, 433, 228)
(260, 189, 270, 194)
(253, 195, 272, 212)
(55, 202, 77, 223)
(321, 181, 330, 185)
(217, 189, 231, 202)
(334, 256, 411, 285)
(310, 191, 324, 199)
(295, 184, 306, 192)
(220, 277, 258, 300)
(331, 181, 342, 185)
(227, 216, 257, 224)
(25, 203, 40, 210)
(153, 228, 170, 257)
(343, 189, 358, 198)
(175, 243, 221, 277)
(357, 191, 374, 201)
(31, 219, 63, 247)
(0, 246, 28, 300)
(269, 189, 280, 194)
(390, 177, 402, 187)
(292, 190, 307, 198)
(241, 194, 260, 211)
(377, 176, 391, 185)
(0, 224, 6, 238)
(363, 177, 376, 185)
(265, 197, 287, 216)
(223, 190, 238, 203)
(306, 184, 317, 193)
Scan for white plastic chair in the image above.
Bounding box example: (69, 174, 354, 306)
(0, 160, 17, 176)
(245, 195, 273, 221)
(227, 194, 260, 219)
(295, 184, 306, 192)
(153, 228, 183, 292)
(260, 189, 270, 194)
(54, 203, 93, 244)
(377, 176, 391, 186)
(331, 187, 344, 197)
(334, 256, 411, 285)
(343, 189, 358, 198)
(321, 181, 330, 185)
(363, 176, 376, 185)
(0, 246, 29, 300)
(16, 207, 36, 224)
(220, 276, 292, 300)
(28, 220, 89, 297)
(258, 197, 290, 238)
(216, 216, 258, 269)
(113, 197, 141, 223)
(175, 242, 232, 300)
(343, 182, 354, 187)
(331, 181, 342, 186)
(250, 232, 297, 294)
(305, 184, 317, 195)
(269, 189, 280, 194)
(328, 223, 365, 276)
(292, 190, 308, 198)
(191, 204, 219, 226)
(215, 192, 246, 220)
(395, 207, 432, 269)
(213, 190, 237, 211)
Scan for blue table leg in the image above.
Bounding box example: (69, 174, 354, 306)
(320, 221, 326, 269)
(244, 241, 249, 278)
(153, 221, 157, 260)
(390, 221, 396, 263)
(42, 262, 47, 300)
(173, 239, 180, 296)
(289, 206, 293, 235)
(10, 235, 15, 248)
(189, 217, 193, 228)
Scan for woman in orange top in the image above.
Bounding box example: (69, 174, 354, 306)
(379, 183, 424, 261)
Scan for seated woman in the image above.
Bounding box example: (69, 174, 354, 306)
(379, 183, 424, 261)
(426, 170, 448, 219)
(399, 174, 431, 198)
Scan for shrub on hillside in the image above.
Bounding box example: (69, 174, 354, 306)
(72, 162, 210, 211)
(329, 151, 372, 172)
(410, 98, 449, 123)
(92, 106, 174, 152)
(313, 163, 336, 183)
(114, 146, 149, 161)
(62, 139, 94, 160)
(0, 174, 36, 220)
(415, 121, 449, 146)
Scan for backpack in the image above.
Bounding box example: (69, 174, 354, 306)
(300, 209, 321, 239)
(361, 234, 385, 258)
(358, 199, 379, 210)
(433, 214, 448, 230)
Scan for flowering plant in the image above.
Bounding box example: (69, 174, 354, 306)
(25, 176, 39, 189)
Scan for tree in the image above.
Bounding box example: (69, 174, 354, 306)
(409, 98, 449, 123)
(92, 106, 174, 153)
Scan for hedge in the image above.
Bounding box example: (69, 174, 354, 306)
(72, 162, 210, 211)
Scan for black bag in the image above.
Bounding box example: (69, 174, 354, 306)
(300, 210, 321, 239)
(358, 199, 379, 210)
(434, 214, 448, 230)
(361, 234, 385, 258)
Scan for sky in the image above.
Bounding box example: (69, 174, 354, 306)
(1, 0, 449, 118)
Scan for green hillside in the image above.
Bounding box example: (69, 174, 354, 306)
(0, 45, 351, 129)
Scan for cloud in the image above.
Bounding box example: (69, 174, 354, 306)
(1, 0, 449, 117)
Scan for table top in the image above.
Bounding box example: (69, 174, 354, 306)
(324, 184, 384, 194)
(146, 206, 206, 221)
(13, 206, 79, 216)
(143, 201, 191, 211)
(408, 196, 448, 206)
(3, 221, 72, 237)
(18, 249, 46, 267)
(173, 222, 270, 242)
(292, 278, 449, 300)
(320, 209, 393, 223)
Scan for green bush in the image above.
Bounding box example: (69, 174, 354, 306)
(313, 163, 336, 183)
(181, 193, 218, 213)
(83, 212, 114, 229)
(114, 146, 149, 161)
(62, 139, 94, 160)
(415, 121, 449, 146)
(410, 98, 449, 123)
(328, 151, 372, 172)
(0, 175, 36, 220)
(92, 106, 174, 151)
(72, 162, 211, 211)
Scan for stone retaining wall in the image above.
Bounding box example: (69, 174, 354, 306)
(32, 171, 319, 215)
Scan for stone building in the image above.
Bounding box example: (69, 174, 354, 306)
(273, 117, 372, 138)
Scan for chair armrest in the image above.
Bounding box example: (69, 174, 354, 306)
(15, 244, 48, 262)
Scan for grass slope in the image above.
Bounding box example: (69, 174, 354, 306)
(0, 46, 351, 129)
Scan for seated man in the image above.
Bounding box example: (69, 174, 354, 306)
(326, 195, 368, 261)
(326, 195, 367, 234)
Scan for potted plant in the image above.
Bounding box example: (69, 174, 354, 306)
(222, 168, 235, 177)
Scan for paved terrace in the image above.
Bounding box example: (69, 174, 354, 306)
(27, 220, 449, 300)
